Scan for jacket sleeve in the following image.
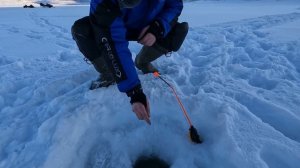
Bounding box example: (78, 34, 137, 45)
(155, 0, 183, 37)
(89, 0, 140, 92)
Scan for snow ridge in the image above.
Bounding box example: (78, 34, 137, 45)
(1, 2, 300, 168)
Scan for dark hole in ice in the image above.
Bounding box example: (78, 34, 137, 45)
(133, 155, 170, 168)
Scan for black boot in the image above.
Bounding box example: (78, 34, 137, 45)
(90, 73, 116, 90)
(135, 45, 165, 74)
(90, 57, 116, 90)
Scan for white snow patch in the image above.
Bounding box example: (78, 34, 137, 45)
(1, 1, 300, 168)
(261, 19, 300, 42)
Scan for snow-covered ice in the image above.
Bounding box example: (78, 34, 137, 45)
(0, 0, 300, 168)
(0, 0, 89, 7)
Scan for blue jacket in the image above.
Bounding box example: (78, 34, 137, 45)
(90, 0, 183, 93)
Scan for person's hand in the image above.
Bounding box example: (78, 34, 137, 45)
(138, 26, 156, 47)
(138, 20, 164, 47)
(132, 99, 151, 125)
(127, 85, 151, 125)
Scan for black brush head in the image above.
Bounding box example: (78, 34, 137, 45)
(189, 125, 203, 144)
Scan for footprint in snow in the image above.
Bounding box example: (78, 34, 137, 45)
(260, 144, 300, 168)
(235, 93, 300, 143)
(0, 55, 13, 67)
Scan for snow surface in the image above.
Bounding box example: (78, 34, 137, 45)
(1, 0, 300, 168)
(0, 0, 89, 7)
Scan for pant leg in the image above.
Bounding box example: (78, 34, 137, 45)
(71, 16, 99, 61)
(156, 22, 189, 53)
(71, 16, 112, 75)
(135, 22, 189, 66)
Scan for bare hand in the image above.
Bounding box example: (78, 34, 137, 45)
(132, 100, 151, 125)
(138, 26, 156, 47)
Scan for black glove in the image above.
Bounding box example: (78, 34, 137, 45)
(126, 84, 147, 108)
(126, 84, 151, 124)
(146, 20, 164, 39)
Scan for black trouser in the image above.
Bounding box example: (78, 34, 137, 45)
(71, 16, 99, 62)
(155, 21, 189, 54)
(71, 16, 188, 73)
(71, 16, 112, 75)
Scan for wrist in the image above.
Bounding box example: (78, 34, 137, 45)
(126, 84, 147, 108)
(126, 84, 143, 97)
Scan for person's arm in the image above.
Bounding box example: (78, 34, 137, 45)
(138, 0, 183, 46)
(154, 0, 183, 37)
(90, 0, 150, 124)
(90, 0, 139, 92)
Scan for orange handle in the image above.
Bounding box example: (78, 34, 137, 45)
(153, 72, 193, 126)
